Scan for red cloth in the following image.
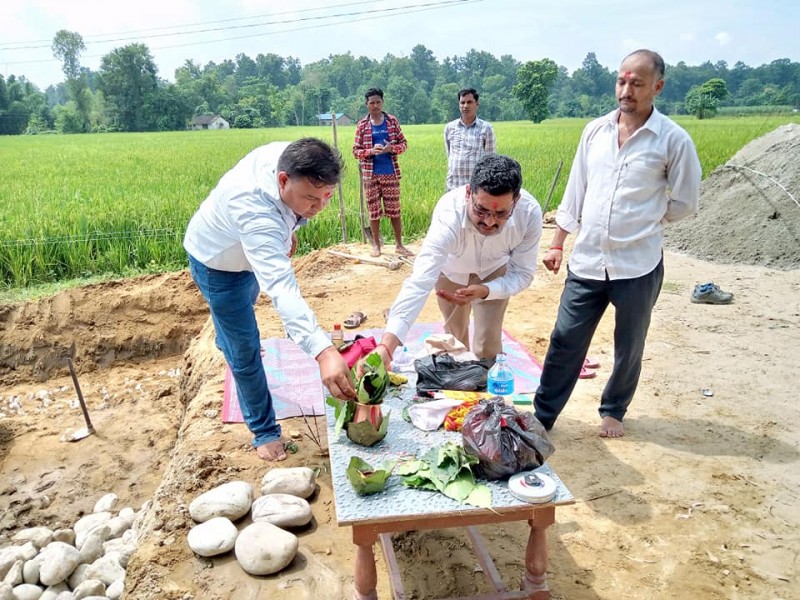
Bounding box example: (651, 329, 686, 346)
(339, 336, 377, 369)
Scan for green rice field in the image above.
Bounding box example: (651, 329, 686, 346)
(2, 115, 798, 289)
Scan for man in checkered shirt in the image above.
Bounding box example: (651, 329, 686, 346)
(444, 88, 496, 191)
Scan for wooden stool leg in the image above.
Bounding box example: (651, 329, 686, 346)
(522, 507, 556, 600)
(354, 542, 378, 600)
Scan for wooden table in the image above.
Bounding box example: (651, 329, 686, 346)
(326, 389, 574, 600)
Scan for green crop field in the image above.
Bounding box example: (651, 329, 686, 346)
(1, 115, 798, 290)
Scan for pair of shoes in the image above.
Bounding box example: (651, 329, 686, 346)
(691, 282, 733, 305)
(343, 311, 368, 329)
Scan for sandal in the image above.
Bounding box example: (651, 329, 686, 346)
(584, 356, 600, 369)
(579, 366, 597, 379)
(343, 311, 367, 329)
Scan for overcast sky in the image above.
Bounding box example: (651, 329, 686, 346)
(2, 0, 798, 90)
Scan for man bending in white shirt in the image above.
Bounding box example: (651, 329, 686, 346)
(533, 49, 702, 438)
(374, 154, 543, 367)
(184, 138, 356, 461)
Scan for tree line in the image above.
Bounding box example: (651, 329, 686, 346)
(1, 31, 798, 135)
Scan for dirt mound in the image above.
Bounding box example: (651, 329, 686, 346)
(666, 123, 800, 269)
(0, 271, 209, 385)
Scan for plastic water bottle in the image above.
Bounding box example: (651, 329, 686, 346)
(392, 345, 414, 372)
(487, 352, 514, 396)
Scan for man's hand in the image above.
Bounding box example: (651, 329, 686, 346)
(383, 143, 394, 154)
(371, 144, 384, 156)
(436, 284, 489, 306)
(316, 347, 356, 400)
(288, 232, 298, 258)
(542, 249, 563, 274)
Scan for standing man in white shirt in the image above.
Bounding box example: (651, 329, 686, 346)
(184, 138, 356, 461)
(374, 154, 542, 366)
(444, 88, 496, 191)
(533, 49, 702, 438)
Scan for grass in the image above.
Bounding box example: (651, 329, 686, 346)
(2, 115, 798, 290)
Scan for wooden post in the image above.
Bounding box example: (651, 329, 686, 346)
(330, 108, 348, 243)
(541, 160, 563, 215)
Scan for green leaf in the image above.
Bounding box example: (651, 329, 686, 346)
(443, 471, 477, 503)
(464, 484, 493, 508)
(326, 396, 354, 438)
(395, 459, 422, 476)
(345, 408, 391, 447)
(354, 351, 389, 405)
(346, 456, 396, 495)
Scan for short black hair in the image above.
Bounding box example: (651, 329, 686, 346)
(277, 138, 343, 186)
(470, 154, 522, 198)
(623, 49, 665, 80)
(364, 87, 384, 101)
(458, 88, 479, 102)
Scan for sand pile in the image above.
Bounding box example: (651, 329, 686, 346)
(666, 123, 800, 270)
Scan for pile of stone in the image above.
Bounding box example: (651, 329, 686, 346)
(0, 493, 144, 600)
(187, 466, 317, 575)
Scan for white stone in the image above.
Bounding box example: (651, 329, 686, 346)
(51, 531, 74, 546)
(9, 584, 43, 600)
(101, 540, 135, 570)
(67, 565, 88, 590)
(71, 579, 105, 600)
(104, 517, 129, 541)
(78, 526, 109, 565)
(38, 542, 80, 587)
(84, 556, 124, 587)
(54, 592, 73, 600)
(188, 481, 253, 523)
(3, 561, 23, 586)
(116, 508, 135, 523)
(22, 557, 41, 584)
(251, 494, 312, 528)
(12, 528, 53, 550)
(19, 545, 37, 562)
(234, 522, 298, 576)
(92, 494, 118, 514)
(38, 583, 69, 600)
(0, 550, 21, 580)
(260, 467, 316, 499)
(106, 580, 123, 600)
(0, 583, 11, 600)
(186, 517, 238, 557)
(73, 514, 111, 550)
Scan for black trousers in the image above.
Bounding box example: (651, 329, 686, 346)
(534, 259, 664, 430)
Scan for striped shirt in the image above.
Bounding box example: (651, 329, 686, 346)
(444, 117, 496, 190)
(353, 112, 407, 180)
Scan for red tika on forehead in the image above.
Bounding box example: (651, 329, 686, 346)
(623, 70, 632, 79)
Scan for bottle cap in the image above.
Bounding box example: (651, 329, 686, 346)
(333, 323, 341, 330)
(508, 471, 557, 504)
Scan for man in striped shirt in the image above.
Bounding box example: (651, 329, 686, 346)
(444, 88, 496, 191)
(353, 87, 412, 258)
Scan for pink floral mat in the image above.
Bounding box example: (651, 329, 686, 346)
(222, 323, 542, 423)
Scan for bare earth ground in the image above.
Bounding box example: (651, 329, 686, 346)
(1, 237, 798, 600)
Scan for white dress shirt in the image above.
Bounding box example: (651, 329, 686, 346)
(557, 107, 701, 281)
(183, 142, 331, 359)
(385, 186, 542, 344)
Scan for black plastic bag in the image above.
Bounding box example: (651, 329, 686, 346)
(461, 398, 555, 480)
(414, 353, 492, 396)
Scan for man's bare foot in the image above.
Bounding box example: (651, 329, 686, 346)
(395, 245, 413, 257)
(599, 416, 624, 438)
(256, 439, 287, 461)
(369, 245, 381, 257)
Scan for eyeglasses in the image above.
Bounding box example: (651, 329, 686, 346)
(470, 195, 517, 221)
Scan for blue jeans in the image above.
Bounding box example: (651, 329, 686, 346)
(188, 255, 281, 447)
(534, 259, 664, 430)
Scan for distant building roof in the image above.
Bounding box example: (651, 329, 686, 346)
(191, 114, 224, 125)
(317, 113, 348, 120)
